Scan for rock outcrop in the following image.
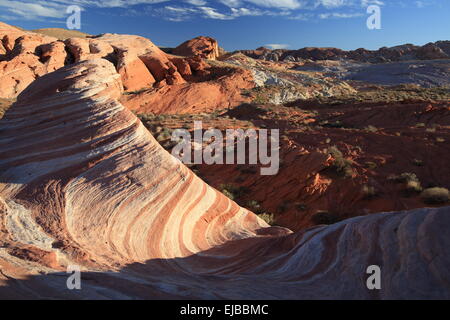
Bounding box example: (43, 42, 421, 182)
(0, 22, 60, 99)
(0, 23, 251, 113)
(239, 41, 450, 63)
(0, 59, 449, 299)
(173, 36, 220, 60)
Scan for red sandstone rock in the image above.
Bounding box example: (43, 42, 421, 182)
(120, 66, 254, 114)
(0, 23, 59, 98)
(116, 50, 156, 91)
(38, 41, 67, 72)
(169, 57, 192, 77)
(173, 36, 220, 60)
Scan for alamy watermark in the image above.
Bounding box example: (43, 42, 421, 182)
(367, 5, 381, 30)
(66, 265, 81, 290)
(66, 5, 82, 30)
(366, 265, 381, 290)
(170, 121, 280, 176)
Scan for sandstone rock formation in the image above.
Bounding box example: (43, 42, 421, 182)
(120, 62, 254, 114)
(173, 36, 220, 60)
(0, 59, 449, 299)
(0, 22, 60, 99)
(224, 53, 356, 104)
(0, 23, 251, 113)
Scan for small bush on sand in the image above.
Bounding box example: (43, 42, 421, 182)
(388, 172, 419, 183)
(388, 172, 422, 194)
(420, 187, 450, 204)
(328, 146, 354, 178)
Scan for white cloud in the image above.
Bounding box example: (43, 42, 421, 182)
(0, 0, 434, 23)
(319, 11, 363, 18)
(245, 0, 301, 9)
(0, 0, 67, 19)
(265, 43, 290, 49)
(288, 12, 314, 20)
(198, 6, 235, 19)
(0, 0, 171, 20)
(360, 0, 384, 6)
(219, 0, 301, 9)
(184, 0, 207, 5)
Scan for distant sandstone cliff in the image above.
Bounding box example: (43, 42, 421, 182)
(238, 41, 450, 62)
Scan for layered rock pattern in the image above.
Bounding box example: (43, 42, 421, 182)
(0, 59, 449, 299)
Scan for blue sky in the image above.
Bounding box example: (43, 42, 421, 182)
(0, 0, 449, 51)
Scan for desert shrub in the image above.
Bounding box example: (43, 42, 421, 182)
(365, 161, 378, 169)
(364, 125, 378, 133)
(258, 213, 275, 226)
(388, 172, 419, 183)
(219, 184, 248, 201)
(320, 120, 346, 128)
(311, 211, 341, 225)
(328, 146, 354, 177)
(362, 184, 378, 199)
(388, 172, 422, 194)
(405, 180, 423, 193)
(420, 187, 450, 204)
(156, 128, 172, 142)
(246, 200, 264, 214)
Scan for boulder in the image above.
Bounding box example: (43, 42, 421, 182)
(173, 36, 220, 60)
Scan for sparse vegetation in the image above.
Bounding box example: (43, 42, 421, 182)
(388, 172, 422, 194)
(246, 200, 264, 214)
(388, 172, 419, 184)
(364, 125, 378, 133)
(31, 27, 90, 39)
(328, 146, 354, 178)
(362, 184, 378, 199)
(420, 187, 450, 204)
(258, 213, 275, 226)
(219, 184, 248, 201)
(365, 161, 378, 170)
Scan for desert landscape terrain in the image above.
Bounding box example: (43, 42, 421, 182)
(0, 21, 449, 299)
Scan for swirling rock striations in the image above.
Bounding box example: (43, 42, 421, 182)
(0, 59, 449, 299)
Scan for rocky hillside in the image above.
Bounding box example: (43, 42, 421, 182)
(239, 41, 450, 63)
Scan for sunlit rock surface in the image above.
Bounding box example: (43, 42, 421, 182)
(0, 59, 449, 299)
